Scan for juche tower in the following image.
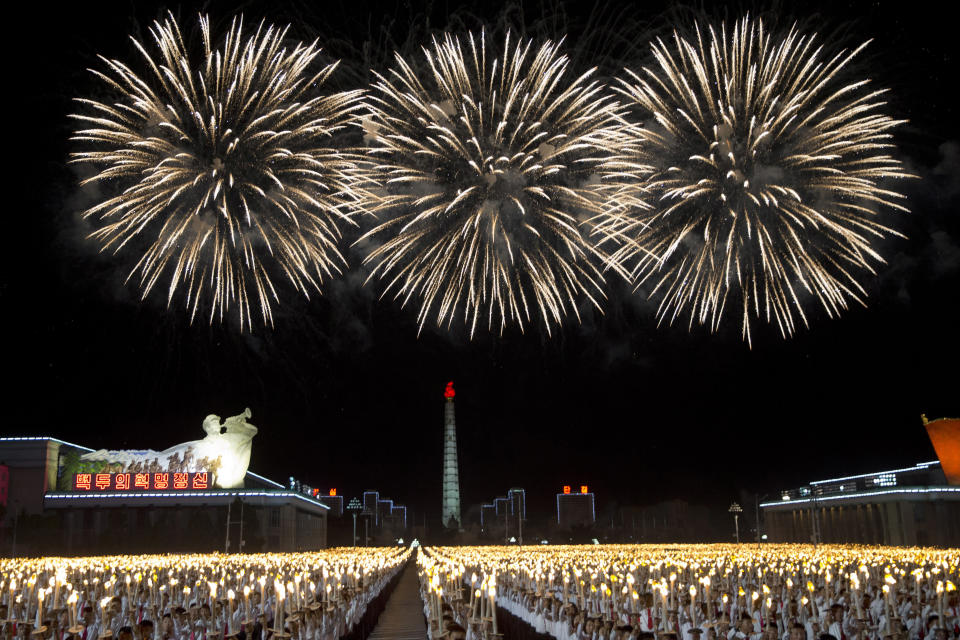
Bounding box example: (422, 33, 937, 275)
(441, 381, 462, 529)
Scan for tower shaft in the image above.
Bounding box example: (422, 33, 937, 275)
(441, 395, 461, 528)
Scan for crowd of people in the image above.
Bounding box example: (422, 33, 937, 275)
(4, 543, 957, 640)
(419, 545, 959, 640)
(0, 548, 409, 640)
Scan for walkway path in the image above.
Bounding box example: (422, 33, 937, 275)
(368, 561, 429, 640)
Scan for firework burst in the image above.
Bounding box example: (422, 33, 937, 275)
(358, 31, 641, 336)
(71, 13, 368, 328)
(609, 16, 913, 344)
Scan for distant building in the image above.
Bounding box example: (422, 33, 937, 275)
(378, 498, 394, 522)
(358, 490, 407, 537)
(315, 493, 343, 517)
(387, 504, 407, 529)
(480, 487, 526, 540)
(556, 486, 595, 529)
(0, 436, 328, 556)
(618, 500, 714, 542)
(0, 436, 83, 518)
(508, 488, 525, 521)
(761, 460, 960, 547)
(480, 503, 497, 527)
(363, 490, 380, 524)
(288, 482, 344, 518)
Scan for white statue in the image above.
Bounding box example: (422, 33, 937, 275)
(199, 409, 258, 488)
(80, 408, 258, 488)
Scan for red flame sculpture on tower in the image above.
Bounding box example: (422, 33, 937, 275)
(444, 381, 455, 399)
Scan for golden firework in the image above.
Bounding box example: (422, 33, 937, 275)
(358, 31, 644, 336)
(71, 13, 369, 328)
(608, 17, 914, 345)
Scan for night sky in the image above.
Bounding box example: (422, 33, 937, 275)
(4, 0, 957, 528)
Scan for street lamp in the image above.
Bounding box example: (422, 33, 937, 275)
(755, 494, 771, 549)
(729, 503, 742, 543)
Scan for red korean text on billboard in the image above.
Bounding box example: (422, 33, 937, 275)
(73, 472, 211, 492)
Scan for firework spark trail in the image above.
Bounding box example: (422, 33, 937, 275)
(71, 13, 370, 329)
(607, 16, 913, 345)
(357, 31, 646, 336)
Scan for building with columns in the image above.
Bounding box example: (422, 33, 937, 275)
(760, 460, 960, 546)
(0, 435, 328, 556)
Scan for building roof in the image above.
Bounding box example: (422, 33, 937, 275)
(0, 435, 94, 452)
(43, 489, 330, 513)
(760, 460, 960, 509)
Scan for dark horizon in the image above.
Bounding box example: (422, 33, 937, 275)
(3, 0, 957, 528)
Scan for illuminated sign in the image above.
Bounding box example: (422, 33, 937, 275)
(563, 485, 571, 494)
(581, 485, 588, 494)
(872, 474, 896, 487)
(73, 472, 210, 492)
(329, 488, 337, 496)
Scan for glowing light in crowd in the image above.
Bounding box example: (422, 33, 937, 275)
(418, 544, 958, 639)
(1, 548, 409, 637)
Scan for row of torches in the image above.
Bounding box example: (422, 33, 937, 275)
(1, 548, 410, 639)
(420, 545, 958, 638)
(419, 548, 501, 638)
